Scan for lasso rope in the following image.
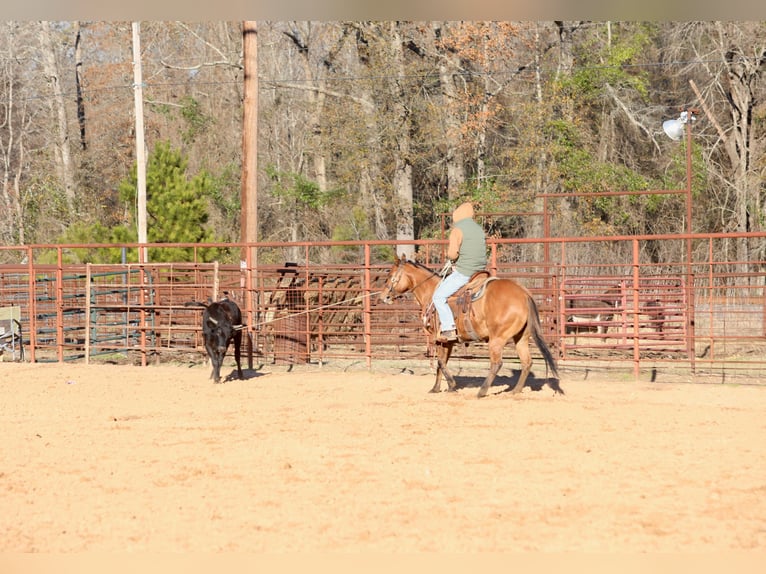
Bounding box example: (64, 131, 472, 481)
(249, 290, 382, 330)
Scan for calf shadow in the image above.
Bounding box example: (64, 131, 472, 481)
(221, 367, 265, 383)
(451, 370, 565, 395)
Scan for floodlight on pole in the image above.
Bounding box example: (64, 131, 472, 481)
(662, 110, 696, 141)
(661, 108, 698, 235)
(662, 107, 699, 374)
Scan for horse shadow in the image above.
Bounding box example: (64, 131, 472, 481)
(451, 370, 565, 395)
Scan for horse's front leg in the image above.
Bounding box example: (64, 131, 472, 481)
(477, 361, 503, 398)
(477, 339, 505, 398)
(430, 342, 457, 393)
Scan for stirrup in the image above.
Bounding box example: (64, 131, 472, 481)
(437, 329, 458, 342)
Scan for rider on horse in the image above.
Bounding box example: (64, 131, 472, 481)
(433, 201, 487, 342)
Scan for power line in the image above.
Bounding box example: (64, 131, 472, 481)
(8, 56, 732, 107)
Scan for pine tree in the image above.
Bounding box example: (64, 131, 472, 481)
(118, 141, 223, 262)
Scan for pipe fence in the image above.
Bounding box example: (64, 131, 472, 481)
(1, 232, 764, 381)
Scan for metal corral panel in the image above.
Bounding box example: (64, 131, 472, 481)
(0, 233, 764, 381)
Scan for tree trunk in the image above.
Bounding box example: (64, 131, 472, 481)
(39, 21, 76, 212)
(74, 22, 87, 151)
(283, 23, 327, 192)
(351, 24, 389, 239)
(432, 22, 466, 199)
(388, 23, 415, 258)
(528, 24, 548, 258)
(554, 20, 578, 122)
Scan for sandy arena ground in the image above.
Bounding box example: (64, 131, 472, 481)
(1, 357, 765, 554)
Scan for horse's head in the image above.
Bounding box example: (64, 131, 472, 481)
(379, 254, 409, 305)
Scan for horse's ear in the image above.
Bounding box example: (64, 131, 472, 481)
(398, 253, 407, 262)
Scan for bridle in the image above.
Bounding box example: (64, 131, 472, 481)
(381, 263, 406, 301)
(382, 259, 441, 302)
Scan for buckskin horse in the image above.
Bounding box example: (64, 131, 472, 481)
(379, 255, 560, 398)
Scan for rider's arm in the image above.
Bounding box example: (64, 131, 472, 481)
(447, 227, 463, 262)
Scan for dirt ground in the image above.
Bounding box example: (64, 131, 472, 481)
(1, 357, 765, 554)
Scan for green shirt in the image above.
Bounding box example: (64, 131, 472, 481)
(453, 218, 487, 276)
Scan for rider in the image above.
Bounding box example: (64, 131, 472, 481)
(433, 201, 487, 342)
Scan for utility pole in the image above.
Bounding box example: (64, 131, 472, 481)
(132, 21, 148, 263)
(241, 21, 258, 335)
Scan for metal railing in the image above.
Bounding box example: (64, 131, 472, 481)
(1, 232, 764, 381)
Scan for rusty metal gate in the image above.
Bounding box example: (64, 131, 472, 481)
(559, 275, 687, 355)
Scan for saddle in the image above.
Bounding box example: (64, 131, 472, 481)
(426, 270, 498, 343)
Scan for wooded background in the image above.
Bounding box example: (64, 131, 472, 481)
(0, 21, 763, 268)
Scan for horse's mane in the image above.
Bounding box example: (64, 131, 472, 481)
(403, 258, 440, 277)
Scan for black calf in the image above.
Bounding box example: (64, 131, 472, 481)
(186, 297, 244, 383)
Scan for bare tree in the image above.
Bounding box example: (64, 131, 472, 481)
(0, 26, 26, 246)
(430, 22, 466, 198)
(434, 22, 523, 184)
(280, 22, 352, 194)
(667, 22, 766, 270)
(0, 23, 43, 248)
(39, 21, 76, 212)
(385, 22, 415, 257)
(348, 22, 389, 239)
(714, 24, 765, 247)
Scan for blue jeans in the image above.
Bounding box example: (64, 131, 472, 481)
(432, 270, 470, 331)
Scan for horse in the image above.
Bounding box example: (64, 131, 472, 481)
(379, 254, 560, 398)
(643, 298, 666, 338)
(564, 285, 622, 344)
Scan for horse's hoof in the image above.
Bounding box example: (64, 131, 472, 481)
(477, 389, 488, 398)
(428, 388, 441, 394)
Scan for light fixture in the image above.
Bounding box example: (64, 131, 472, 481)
(662, 110, 695, 141)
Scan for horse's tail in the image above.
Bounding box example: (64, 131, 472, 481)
(526, 294, 560, 379)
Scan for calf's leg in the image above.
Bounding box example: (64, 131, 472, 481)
(233, 331, 243, 379)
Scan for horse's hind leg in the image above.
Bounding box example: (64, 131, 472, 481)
(507, 331, 532, 395)
(431, 343, 457, 393)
